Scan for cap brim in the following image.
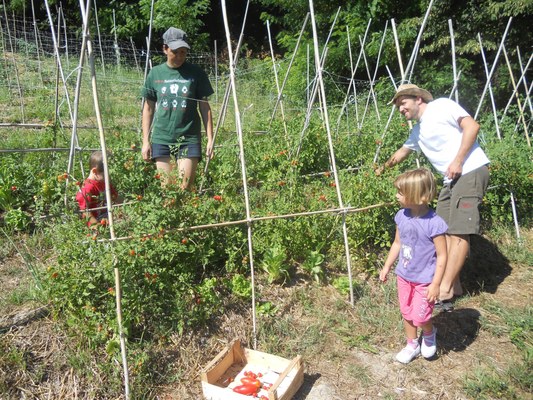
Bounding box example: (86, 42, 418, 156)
(167, 40, 190, 50)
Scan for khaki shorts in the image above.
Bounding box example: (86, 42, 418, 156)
(436, 165, 489, 235)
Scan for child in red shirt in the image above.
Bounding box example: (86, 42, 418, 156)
(76, 151, 118, 227)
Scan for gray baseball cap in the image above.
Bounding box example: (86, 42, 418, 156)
(163, 27, 190, 50)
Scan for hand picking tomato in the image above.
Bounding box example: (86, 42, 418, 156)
(232, 384, 258, 395)
(240, 376, 261, 387)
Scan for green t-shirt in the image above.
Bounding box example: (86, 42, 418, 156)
(141, 62, 214, 146)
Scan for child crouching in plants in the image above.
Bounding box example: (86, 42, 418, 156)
(76, 150, 119, 228)
(379, 168, 448, 363)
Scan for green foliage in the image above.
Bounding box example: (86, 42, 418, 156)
(261, 244, 290, 284)
(229, 274, 252, 299)
(301, 248, 325, 283)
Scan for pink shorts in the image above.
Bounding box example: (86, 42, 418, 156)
(396, 275, 434, 326)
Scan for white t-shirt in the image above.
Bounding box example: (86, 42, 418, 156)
(403, 98, 490, 183)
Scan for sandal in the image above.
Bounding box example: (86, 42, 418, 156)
(435, 299, 454, 312)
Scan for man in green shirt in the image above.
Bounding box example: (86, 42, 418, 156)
(141, 27, 214, 189)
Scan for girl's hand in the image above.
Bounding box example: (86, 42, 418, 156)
(426, 283, 439, 303)
(379, 267, 390, 282)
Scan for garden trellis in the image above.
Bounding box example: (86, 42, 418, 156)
(1, 1, 531, 398)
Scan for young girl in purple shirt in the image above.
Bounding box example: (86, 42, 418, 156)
(380, 168, 448, 363)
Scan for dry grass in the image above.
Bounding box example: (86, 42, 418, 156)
(0, 228, 531, 399)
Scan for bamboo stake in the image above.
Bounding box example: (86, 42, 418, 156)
(405, 0, 435, 81)
(266, 20, 289, 141)
(474, 17, 513, 120)
(514, 81, 532, 135)
(214, 40, 218, 105)
(391, 19, 404, 82)
(502, 46, 529, 144)
(334, 19, 372, 135)
(2, 0, 26, 122)
(268, 13, 309, 131)
(60, 5, 69, 70)
(0, 16, 14, 94)
(501, 51, 532, 124)
(516, 48, 533, 116)
(344, 26, 358, 135)
(31, 0, 44, 85)
(54, 6, 61, 125)
(66, 0, 92, 202)
(104, 203, 392, 243)
(22, 2, 29, 60)
(199, 0, 251, 192)
(359, 22, 388, 129)
(112, 10, 120, 70)
(138, 0, 155, 137)
(79, 1, 130, 397)
(448, 19, 458, 102)
(93, 0, 106, 75)
(221, 0, 258, 349)
(308, 0, 356, 306)
(304, 5, 341, 124)
(477, 34, 501, 140)
(296, 8, 342, 158)
(129, 37, 140, 72)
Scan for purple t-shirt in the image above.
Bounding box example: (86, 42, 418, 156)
(394, 208, 448, 284)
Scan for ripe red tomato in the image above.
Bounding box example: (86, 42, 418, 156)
(240, 377, 261, 387)
(213, 195, 222, 201)
(232, 384, 258, 395)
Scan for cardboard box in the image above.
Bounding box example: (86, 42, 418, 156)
(201, 339, 304, 400)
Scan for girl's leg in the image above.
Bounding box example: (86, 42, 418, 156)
(403, 318, 418, 341)
(420, 320, 437, 359)
(396, 318, 421, 364)
(396, 277, 420, 363)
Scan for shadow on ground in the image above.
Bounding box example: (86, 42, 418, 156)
(433, 308, 481, 355)
(461, 234, 512, 295)
(293, 373, 321, 400)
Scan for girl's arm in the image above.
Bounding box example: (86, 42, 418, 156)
(380, 226, 401, 282)
(427, 234, 448, 302)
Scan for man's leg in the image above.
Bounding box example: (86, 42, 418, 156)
(155, 156, 176, 188)
(177, 157, 199, 190)
(439, 233, 469, 301)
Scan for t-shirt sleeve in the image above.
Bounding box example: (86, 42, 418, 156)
(403, 125, 421, 151)
(447, 99, 471, 122)
(196, 68, 214, 99)
(430, 215, 448, 238)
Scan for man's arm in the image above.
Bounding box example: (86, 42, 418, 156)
(446, 116, 480, 180)
(199, 99, 214, 159)
(376, 146, 413, 175)
(384, 146, 413, 168)
(141, 99, 155, 162)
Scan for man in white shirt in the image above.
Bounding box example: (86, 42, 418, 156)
(380, 84, 490, 311)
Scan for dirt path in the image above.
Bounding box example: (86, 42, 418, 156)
(0, 230, 531, 399)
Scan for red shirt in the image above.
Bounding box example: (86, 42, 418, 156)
(76, 179, 118, 221)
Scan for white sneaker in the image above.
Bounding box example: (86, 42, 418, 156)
(421, 328, 437, 358)
(395, 344, 420, 364)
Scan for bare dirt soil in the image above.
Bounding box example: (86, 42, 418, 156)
(0, 230, 531, 399)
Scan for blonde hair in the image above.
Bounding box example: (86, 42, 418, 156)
(394, 168, 436, 205)
(89, 151, 104, 173)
